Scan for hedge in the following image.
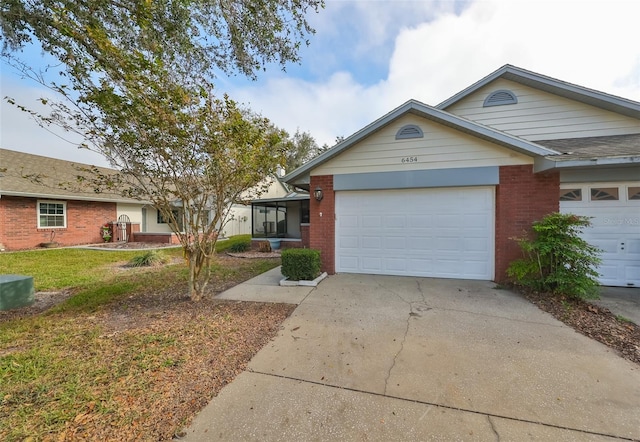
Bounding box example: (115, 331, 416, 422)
(281, 248, 321, 281)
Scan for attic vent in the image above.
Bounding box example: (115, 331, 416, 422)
(395, 124, 424, 140)
(483, 90, 518, 107)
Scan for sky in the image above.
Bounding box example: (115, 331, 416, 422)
(1, 0, 640, 169)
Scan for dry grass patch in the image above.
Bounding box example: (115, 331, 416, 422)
(1, 255, 289, 441)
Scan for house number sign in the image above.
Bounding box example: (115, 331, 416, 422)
(401, 156, 418, 163)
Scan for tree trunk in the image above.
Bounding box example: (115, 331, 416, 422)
(186, 248, 204, 301)
(186, 244, 213, 302)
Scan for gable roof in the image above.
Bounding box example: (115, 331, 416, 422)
(436, 64, 640, 119)
(0, 148, 140, 203)
(283, 99, 559, 188)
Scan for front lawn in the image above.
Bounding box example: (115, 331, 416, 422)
(0, 248, 184, 291)
(0, 247, 288, 441)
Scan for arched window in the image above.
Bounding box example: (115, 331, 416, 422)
(395, 124, 423, 140)
(483, 90, 518, 107)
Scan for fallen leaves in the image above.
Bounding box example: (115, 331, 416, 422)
(522, 291, 640, 365)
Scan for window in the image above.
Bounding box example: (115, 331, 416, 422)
(395, 124, 423, 140)
(301, 199, 310, 224)
(251, 199, 311, 238)
(559, 189, 582, 201)
(628, 187, 640, 200)
(590, 187, 619, 201)
(483, 90, 518, 107)
(157, 209, 184, 231)
(38, 201, 66, 228)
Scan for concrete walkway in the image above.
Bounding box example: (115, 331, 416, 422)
(595, 286, 640, 325)
(184, 269, 640, 441)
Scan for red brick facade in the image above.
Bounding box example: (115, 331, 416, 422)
(307, 166, 560, 280)
(0, 196, 116, 250)
(494, 165, 560, 281)
(300, 224, 310, 249)
(309, 175, 335, 274)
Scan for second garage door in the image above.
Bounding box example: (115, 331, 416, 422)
(335, 187, 494, 279)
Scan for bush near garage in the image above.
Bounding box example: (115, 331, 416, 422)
(507, 212, 602, 299)
(281, 248, 321, 281)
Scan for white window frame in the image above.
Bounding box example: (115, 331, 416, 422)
(37, 200, 67, 228)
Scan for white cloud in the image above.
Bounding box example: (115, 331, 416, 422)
(228, 0, 640, 147)
(386, 0, 640, 105)
(3, 0, 640, 160)
(1, 76, 109, 166)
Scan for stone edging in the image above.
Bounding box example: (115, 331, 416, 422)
(279, 272, 328, 287)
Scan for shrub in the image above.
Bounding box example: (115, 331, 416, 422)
(228, 240, 250, 253)
(215, 234, 251, 253)
(507, 212, 602, 299)
(128, 250, 168, 267)
(281, 248, 321, 281)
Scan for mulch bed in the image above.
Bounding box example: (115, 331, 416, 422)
(88, 242, 179, 249)
(521, 290, 640, 365)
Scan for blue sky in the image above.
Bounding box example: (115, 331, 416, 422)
(2, 0, 640, 168)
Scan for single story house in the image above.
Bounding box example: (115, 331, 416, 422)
(0, 149, 288, 250)
(273, 65, 639, 287)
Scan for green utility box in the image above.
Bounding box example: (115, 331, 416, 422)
(0, 275, 35, 310)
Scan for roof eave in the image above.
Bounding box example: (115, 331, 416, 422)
(0, 190, 145, 204)
(534, 155, 640, 173)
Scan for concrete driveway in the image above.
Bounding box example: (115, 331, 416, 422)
(184, 272, 640, 441)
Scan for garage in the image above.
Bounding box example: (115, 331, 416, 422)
(335, 186, 494, 279)
(560, 182, 640, 287)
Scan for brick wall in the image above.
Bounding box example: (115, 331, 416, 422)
(495, 165, 560, 282)
(0, 196, 116, 250)
(309, 175, 335, 274)
(300, 224, 310, 248)
(131, 232, 181, 244)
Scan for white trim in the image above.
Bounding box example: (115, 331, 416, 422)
(37, 199, 67, 229)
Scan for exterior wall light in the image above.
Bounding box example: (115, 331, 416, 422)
(314, 186, 323, 201)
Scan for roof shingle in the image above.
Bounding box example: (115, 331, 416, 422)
(0, 148, 140, 203)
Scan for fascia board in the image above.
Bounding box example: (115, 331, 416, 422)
(0, 190, 145, 204)
(534, 155, 640, 173)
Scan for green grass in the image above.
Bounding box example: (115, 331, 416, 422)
(0, 248, 183, 291)
(127, 250, 169, 267)
(215, 234, 251, 253)
(616, 315, 633, 324)
(0, 252, 281, 441)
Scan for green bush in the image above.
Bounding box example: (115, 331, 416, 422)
(228, 240, 251, 252)
(281, 248, 321, 281)
(507, 212, 602, 299)
(215, 234, 251, 253)
(128, 250, 168, 267)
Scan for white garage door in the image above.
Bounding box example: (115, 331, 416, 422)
(560, 183, 640, 287)
(335, 187, 494, 279)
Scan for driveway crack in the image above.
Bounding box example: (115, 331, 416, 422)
(376, 280, 420, 396)
(488, 416, 500, 441)
(384, 309, 410, 395)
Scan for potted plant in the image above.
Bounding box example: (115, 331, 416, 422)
(101, 224, 112, 242)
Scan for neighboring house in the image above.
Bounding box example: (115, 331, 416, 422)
(277, 65, 639, 287)
(251, 189, 310, 247)
(0, 148, 144, 250)
(226, 174, 289, 237)
(0, 149, 286, 250)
